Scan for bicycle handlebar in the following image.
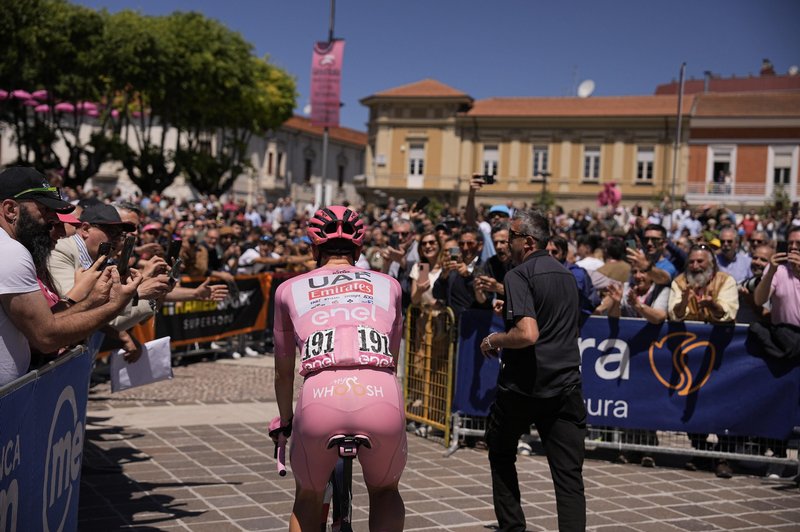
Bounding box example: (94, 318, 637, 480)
(275, 434, 287, 476)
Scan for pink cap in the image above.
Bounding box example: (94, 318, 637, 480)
(57, 212, 81, 226)
(142, 223, 161, 233)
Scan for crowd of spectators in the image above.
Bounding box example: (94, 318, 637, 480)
(2, 167, 799, 478)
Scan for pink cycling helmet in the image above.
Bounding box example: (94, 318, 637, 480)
(306, 205, 366, 247)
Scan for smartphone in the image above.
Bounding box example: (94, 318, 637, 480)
(418, 262, 430, 285)
(388, 233, 400, 249)
(414, 196, 430, 213)
(168, 258, 183, 286)
(482, 174, 496, 185)
(97, 242, 113, 271)
(117, 235, 136, 278)
(448, 246, 460, 260)
(776, 241, 788, 254)
(625, 239, 637, 251)
(167, 237, 183, 266)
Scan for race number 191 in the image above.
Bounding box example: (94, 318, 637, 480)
(303, 328, 334, 360)
(358, 326, 390, 356)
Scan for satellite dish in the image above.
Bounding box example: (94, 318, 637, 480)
(303, 103, 312, 115)
(577, 79, 595, 98)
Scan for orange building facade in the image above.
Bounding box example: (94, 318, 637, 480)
(359, 78, 800, 210)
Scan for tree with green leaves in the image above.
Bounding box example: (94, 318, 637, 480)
(0, 1, 297, 194)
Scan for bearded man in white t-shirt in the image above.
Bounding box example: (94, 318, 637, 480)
(0, 167, 141, 386)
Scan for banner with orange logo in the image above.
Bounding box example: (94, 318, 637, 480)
(454, 313, 800, 439)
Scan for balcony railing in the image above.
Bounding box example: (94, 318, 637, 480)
(686, 182, 768, 196)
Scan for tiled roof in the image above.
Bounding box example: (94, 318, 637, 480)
(656, 75, 800, 95)
(282, 115, 367, 146)
(367, 79, 470, 99)
(466, 95, 695, 117)
(693, 92, 800, 117)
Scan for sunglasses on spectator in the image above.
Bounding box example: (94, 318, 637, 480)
(420, 239, 438, 247)
(92, 224, 126, 240)
(691, 243, 713, 252)
(720, 239, 735, 244)
(394, 231, 410, 237)
(643, 236, 663, 244)
(508, 229, 531, 241)
(749, 239, 765, 245)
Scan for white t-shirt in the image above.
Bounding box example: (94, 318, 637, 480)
(576, 256, 604, 273)
(409, 262, 443, 306)
(0, 227, 41, 386)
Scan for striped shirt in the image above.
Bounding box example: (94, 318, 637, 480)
(73, 234, 93, 269)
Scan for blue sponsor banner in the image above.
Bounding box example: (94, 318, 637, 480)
(453, 313, 800, 439)
(0, 348, 92, 532)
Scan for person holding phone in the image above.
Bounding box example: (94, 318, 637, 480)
(432, 227, 492, 317)
(753, 226, 800, 334)
(409, 230, 442, 306)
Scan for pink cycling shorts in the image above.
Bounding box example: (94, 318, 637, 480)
(290, 367, 407, 492)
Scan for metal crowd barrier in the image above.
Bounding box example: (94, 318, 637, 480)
(444, 311, 800, 478)
(403, 304, 457, 445)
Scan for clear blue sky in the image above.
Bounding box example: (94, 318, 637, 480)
(76, 0, 799, 131)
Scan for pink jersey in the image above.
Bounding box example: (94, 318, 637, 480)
(273, 266, 404, 376)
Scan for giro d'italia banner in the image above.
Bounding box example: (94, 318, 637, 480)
(454, 313, 800, 440)
(310, 39, 345, 127)
(155, 274, 271, 347)
(0, 347, 92, 532)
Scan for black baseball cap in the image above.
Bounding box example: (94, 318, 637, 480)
(0, 167, 75, 212)
(79, 204, 137, 232)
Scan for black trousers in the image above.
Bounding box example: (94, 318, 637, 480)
(485, 384, 586, 532)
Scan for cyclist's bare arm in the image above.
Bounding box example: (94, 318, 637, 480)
(273, 284, 297, 424)
(389, 288, 403, 359)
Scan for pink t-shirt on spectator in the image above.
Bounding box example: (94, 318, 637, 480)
(38, 279, 60, 308)
(768, 264, 800, 327)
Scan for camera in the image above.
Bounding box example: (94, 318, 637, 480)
(481, 174, 496, 185)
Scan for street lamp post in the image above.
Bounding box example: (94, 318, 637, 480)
(535, 171, 551, 207)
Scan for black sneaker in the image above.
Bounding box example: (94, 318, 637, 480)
(715, 460, 733, 479)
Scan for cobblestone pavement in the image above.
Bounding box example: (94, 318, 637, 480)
(81, 356, 799, 531)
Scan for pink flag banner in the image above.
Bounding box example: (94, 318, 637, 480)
(310, 39, 345, 128)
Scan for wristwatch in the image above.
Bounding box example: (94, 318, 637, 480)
(59, 296, 78, 306)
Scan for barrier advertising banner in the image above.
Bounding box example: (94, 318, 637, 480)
(310, 39, 345, 128)
(155, 274, 271, 347)
(0, 347, 92, 532)
(454, 313, 800, 439)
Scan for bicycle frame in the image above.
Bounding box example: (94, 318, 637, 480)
(275, 433, 372, 532)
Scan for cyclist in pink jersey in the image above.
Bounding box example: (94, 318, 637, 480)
(271, 205, 407, 531)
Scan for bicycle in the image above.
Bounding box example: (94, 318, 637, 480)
(274, 427, 371, 532)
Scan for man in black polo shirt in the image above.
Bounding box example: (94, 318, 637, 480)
(480, 209, 586, 532)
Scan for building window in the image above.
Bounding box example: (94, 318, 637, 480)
(267, 152, 274, 175)
(636, 147, 654, 183)
(483, 145, 498, 177)
(338, 165, 345, 188)
(276, 152, 284, 178)
(583, 146, 600, 181)
(408, 144, 424, 176)
(304, 158, 313, 184)
(709, 145, 734, 194)
(532, 145, 549, 180)
(773, 149, 793, 186)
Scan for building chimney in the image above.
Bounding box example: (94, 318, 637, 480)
(703, 71, 712, 93)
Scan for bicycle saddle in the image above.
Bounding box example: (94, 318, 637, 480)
(327, 434, 372, 457)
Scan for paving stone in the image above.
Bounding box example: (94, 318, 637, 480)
(79, 357, 799, 532)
